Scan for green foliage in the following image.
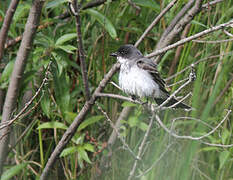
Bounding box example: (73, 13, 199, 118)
(1, 163, 27, 180)
(85, 9, 117, 39)
(1, 0, 233, 179)
(77, 115, 104, 132)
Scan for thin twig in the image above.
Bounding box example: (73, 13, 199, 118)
(156, 77, 192, 110)
(168, 92, 192, 109)
(96, 102, 137, 159)
(0, 62, 51, 130)
(128, 113, 155, 180)
(223, 29, 233, 38)
(165, 52, 233, 81)
(166, 77, 189, 87)
(155, 110, 231, 140)
(96, 93, 142, 104)
(128, 0, 141, 12)
(202, 0, 223, 9)
(135, 143, 174, 178)
(193, 38, 233, 43)
(199, 141, 233, 148)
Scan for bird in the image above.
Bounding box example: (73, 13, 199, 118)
(110, 44, 191, 109)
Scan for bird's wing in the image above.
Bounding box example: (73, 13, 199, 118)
(136, 57, 169, 95)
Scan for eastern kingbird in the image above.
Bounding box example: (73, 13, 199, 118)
(110, 44, 191, 109)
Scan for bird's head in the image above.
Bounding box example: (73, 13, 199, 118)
(110, 44, 143, 61)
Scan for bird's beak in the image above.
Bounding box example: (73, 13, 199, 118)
(110, 52, 117, 57)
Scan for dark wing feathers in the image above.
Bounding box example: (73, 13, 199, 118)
(136, 58, 169, 95)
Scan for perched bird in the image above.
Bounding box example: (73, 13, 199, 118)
(110, 44, 191, 109)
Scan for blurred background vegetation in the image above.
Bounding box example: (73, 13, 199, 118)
(0, 0, 232, 179)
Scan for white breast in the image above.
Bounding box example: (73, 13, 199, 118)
(118, 58, 161, 98)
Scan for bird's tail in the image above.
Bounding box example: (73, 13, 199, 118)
(155, 97, 191, 109)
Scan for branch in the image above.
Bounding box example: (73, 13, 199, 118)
(96, 92, 142, 104)
(155, 0, 202, 62)
(135, 142, 174, 178)
(0, 0, 19, 62)
(40, 63, 120, 180)
(71, 0, 90, 100)
(0, 0, 45, 174)
(128, 113, 155, 180)
(147, 19, 233, 58)
(165, 51, 233, 81)
(96, 103, 137, 159)
(0, 62, 51, 131)
(156, 0, 195, 49)
(134, 0, 177, 47)
(155, 109, 231, 140)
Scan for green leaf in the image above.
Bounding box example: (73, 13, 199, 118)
(191, 20, 208, 28)
(121, 101, 138, 107)
(131, 0, 160, 12)
(78, 146, 92, 164)
(128, 116, 139, 127)
(85, 9, 117, 39)
(50, 62, 71, 116)
(78, 115, 104, 132)
(56, 45, 77, 54)
(46, 0, 68, 9)
(37, 122, 68, 130)
(0, 60, 15, 83)
(60, 146, 78, 157)
(221, 129, 230, 144)
(1, 163, 27, 180)
(199, 147, 218, 152)
(65, 111, 78, 124)
(40, 92, 51, 118)
(83, 143, 95, 152)
(55, 33, 77, 46)
(138, 122, 148, 131)
(219, 151, 230, 169)
(13, 3, 30, 23)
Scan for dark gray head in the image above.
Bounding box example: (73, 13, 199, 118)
(110, 44, 143, 60)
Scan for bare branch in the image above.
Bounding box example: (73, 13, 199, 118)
(128, 0, 141, 12)
(71, 0, 90, 100)
(147, 20, 233, 58)
(155, 110, 231, 140)
(136, 143, 174, 178)
(156, 0, 195, 49)
(155, 0, 202, 62)
(128, 113, 155, 180)
(199, 141, 233, 148)
(223, 29, 233, 38)
(202, 0, 223, 9)
(96, 92, 142, 104)
(96, 103, 137, 159)
(0, 62, 51, 131)
(134, 0, 177, 47)
(165, 51, 233, 81)
(0, 0, 19, 62)
(156, 71, 193, 110)
(193, 38, 233, 43)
